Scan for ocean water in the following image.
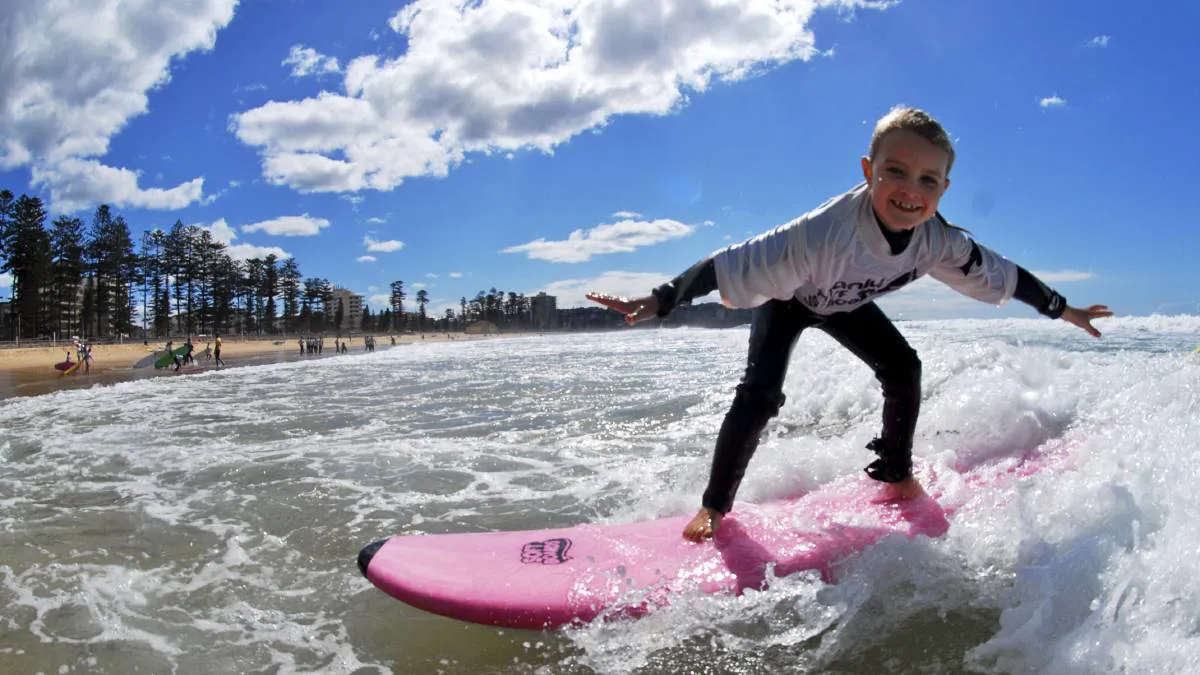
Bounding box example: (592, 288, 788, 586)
(2, 316, 1199, 675)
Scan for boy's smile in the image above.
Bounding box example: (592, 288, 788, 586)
(861, 129, 951, 230)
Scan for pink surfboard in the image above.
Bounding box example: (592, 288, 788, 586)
(359, 446, 1065, 630)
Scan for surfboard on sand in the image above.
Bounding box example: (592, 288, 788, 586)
(153, 345, 191, 369)
(132, 351, 159, 369)
(62, 360, 83, 376)
(358, 445, 1066, 630)
(53, 360, 73, 371)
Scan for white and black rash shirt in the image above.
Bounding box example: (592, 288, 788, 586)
(710, 183, 1019, 314)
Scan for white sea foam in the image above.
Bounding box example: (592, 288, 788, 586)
(1, 316, 1198, 673)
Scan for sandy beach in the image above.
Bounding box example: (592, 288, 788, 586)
(0, 332, 511, 400)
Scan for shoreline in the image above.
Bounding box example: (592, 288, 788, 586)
(0, 332, 523, 401)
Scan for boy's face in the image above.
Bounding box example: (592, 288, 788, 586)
(861, 129, 951, 230)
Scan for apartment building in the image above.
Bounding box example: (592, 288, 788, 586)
(331, 287, 364, 333)
(530, 291, 557, 330)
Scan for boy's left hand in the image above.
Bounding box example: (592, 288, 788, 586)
(1061, 304, 1113, 337)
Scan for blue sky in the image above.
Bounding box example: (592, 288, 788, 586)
(2, 0, 1197, 319)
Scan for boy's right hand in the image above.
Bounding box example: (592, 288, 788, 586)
(585, 292, 660, 325)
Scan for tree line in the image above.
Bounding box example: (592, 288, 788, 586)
(0, 190, 550, 343)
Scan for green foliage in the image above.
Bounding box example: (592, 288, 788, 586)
(0, 187, 549, 341)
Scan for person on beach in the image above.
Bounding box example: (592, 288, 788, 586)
(588, 106, 1113, 543)
(165, 340, 183, 371)
(204, 342, 213, 361)
(82, 343, 92, 373)
(213, 334, 225, 368)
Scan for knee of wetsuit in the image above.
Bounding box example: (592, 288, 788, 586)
(877, 349, 921, 396)
(732, 383, 787, 419)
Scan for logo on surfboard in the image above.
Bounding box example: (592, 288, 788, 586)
(520, 538, 573, 565)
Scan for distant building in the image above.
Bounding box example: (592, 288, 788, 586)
(530, 292, 558, 329)
(331, 287, 364, 333)
(62, 277, 89, 338)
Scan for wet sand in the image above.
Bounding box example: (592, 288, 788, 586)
(0, 333, 508, 401)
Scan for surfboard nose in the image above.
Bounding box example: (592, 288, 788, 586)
(357, 539, 387, 577)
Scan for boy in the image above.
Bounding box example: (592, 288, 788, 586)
(589, 107, 1112, 542)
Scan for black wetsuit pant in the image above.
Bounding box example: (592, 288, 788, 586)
(701, 299, 921, 514)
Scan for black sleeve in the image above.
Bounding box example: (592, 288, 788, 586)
(650, 257, 718, 317)
(1013, 266, 1067, 319)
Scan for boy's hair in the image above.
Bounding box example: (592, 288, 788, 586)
(868, 106, 956, 176)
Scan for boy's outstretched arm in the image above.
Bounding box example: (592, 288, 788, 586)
(1009, 265, 1113, 337)
(587, 257, 718, 325)
(585, 292, 660, 324)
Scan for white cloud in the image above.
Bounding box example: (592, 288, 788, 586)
(226, 243, 292, 261)
(364, 235, 404, 252)
(357, 255, 377, 263)
(199, 187, 229, 206)
(283, 45, 341, 77)
(503, 217, 694, 262)
(0, 272, 12, 289)
(449, 272, 463, 278)
(230, 0, 890, 193)
(412, 282, 427, 289)
(1039, 95, 1068, 109)
(0, 0, 236, 213)
(195, 218, 291, 260)
(368, 293, 391, 308)
(426, 272, 438, 278)
(243, 214, 331, 236)
(202, 218, 239, 245)
(427, 300, 460, 317)
(1032, 269, 1095, 283)
(612, 210, 642, 219)
(1086, 35, 1110, 48)
(366, 216, 386, 224)
(30, 158, 205, 214)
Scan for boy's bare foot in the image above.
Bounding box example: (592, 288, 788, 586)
(682, 507, 723, 542)
(883, 477, 927, 501)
